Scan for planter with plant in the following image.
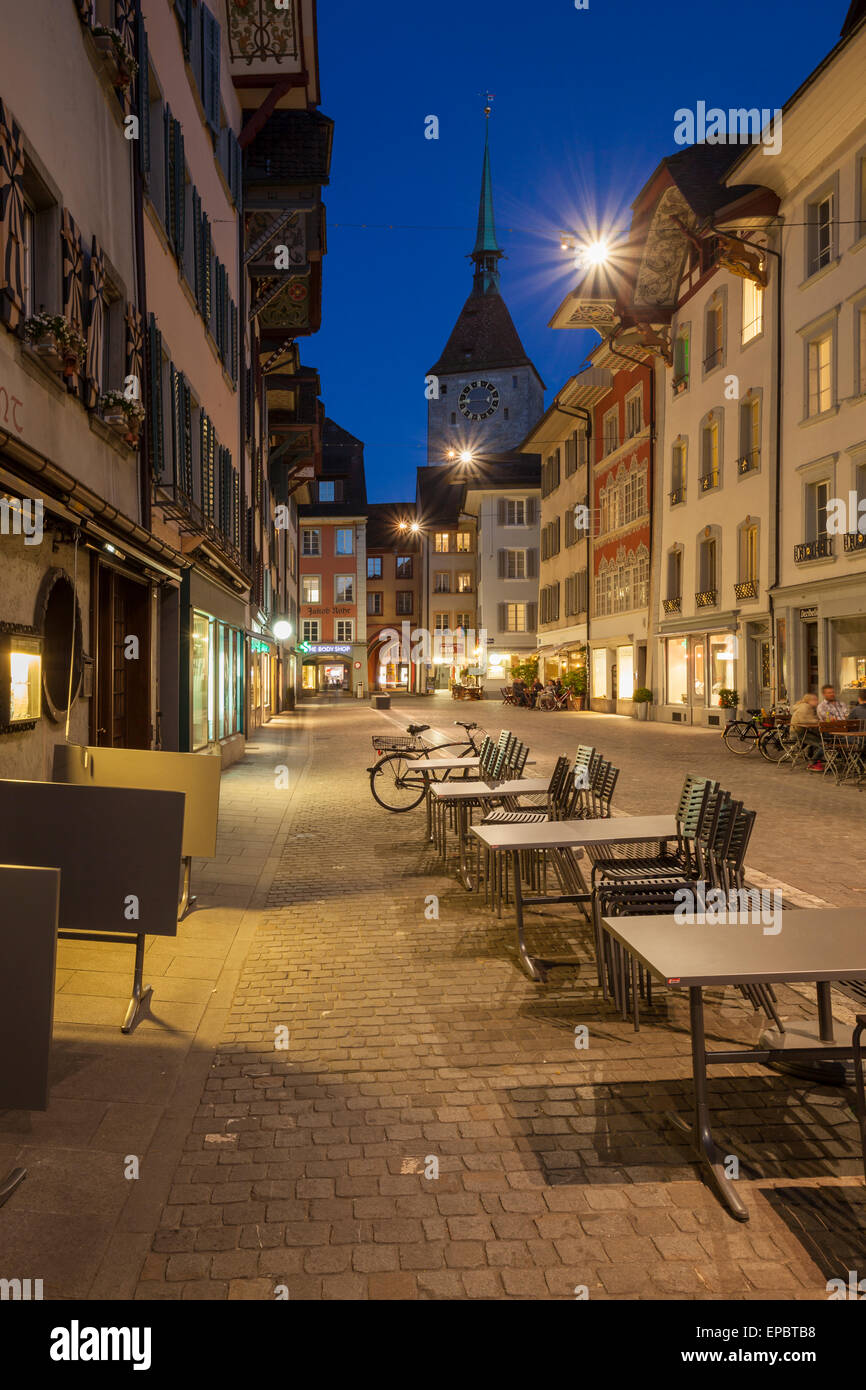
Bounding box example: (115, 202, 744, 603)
(718, 689, 739, 721)
(91, 25, 138, 88)
(562, 668, 588, 711)
(633, 686, 653, 721)
(25, 312, 87, 376)
(511, 657, 539, 687)
(99, 390, 145, 444)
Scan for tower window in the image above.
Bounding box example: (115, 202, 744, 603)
(512, 375, 518, 388)
(450, 412, 457, 425)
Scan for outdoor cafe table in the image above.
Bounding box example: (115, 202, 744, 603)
(416, 755, 535, 840)
(429, 778, 550, 889)
(600, 909, 866, 1222)
(470, 815, 680, 981)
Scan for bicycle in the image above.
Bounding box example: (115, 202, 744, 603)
(368, 720, 488, 812)
(722, 705, 789, 756)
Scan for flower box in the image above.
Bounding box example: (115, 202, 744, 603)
(31, 331, 64, 372)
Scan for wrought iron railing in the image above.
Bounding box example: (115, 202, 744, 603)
(699, 470, 719, 492)
(843, 531, 866, 553)
(738, 450, 760, 475)
(794, 536, 832, 562)
(670, 486, 685, 505)
(695, 589, 718, 608)
(734, 579, 758, 600)
(662, 597, 681, 615)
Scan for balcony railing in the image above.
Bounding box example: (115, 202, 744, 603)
(695, 589, 718, 608)
(699, 470, 719, 492)
(844, 531, 866, 553)
(670, 486, 685, 505)
(738, 449, 760, 475)
(735, 579, 758, 600)
(794, 537, 833, 562)
(663, 597, 682, 615)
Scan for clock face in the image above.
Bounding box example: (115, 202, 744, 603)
(458, 380, 500, 421)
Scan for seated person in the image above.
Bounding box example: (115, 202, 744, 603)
(817, 683, 848, 722)
(791, 692, 824, 770)
(848, 691, 866, 725)
(511, 677, 528, 706)
(528, 677, 544, 707)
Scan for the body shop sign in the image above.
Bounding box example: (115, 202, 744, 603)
(298, 643, 351, 656)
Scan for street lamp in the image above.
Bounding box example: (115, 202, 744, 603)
(273, 619, 292, 641)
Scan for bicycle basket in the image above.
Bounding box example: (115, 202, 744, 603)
(370, 734, 426, 755)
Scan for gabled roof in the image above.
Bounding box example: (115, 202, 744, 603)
(428, 289, 540, 379)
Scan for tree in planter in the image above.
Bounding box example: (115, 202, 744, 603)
(561, 668, 588, 709)
(510, 657, 539, 687)
(633, 686, 653, 720)
(718, 689, 739, 720)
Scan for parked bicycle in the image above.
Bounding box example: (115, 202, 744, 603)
(722, 705, 789, 757)
(368, 720, 488, 812)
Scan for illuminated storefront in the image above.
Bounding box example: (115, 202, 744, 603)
(191, 611, 245, 751)
(660, 631, 738, 726)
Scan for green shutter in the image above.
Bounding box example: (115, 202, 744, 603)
(137, 17, 150, 180)
(147, 315, 164, 480)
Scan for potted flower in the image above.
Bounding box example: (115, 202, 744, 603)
(562, 668, 588, 711)
(99, 390, 145, 445)
(91, 25, 138, 88)
(25, 312, 87, 376)
(633, 686, 653, 721)
(718, 688, 739, 721)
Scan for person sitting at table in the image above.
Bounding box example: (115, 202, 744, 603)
(817, 684, 848, 722)
(529, 677, 544, 708)
(511, 676, 528, 707)
(848, 691, 866, 725)
(791, 692, 824, 771)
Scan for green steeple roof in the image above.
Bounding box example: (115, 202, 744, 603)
(471, 115, 503, 294)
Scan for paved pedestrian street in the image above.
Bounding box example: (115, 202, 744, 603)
(6, 700, 864, 1303)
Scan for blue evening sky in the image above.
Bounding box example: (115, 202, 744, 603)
(315, 0, 841, 502)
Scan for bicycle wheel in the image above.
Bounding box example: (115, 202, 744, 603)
(370, 753, 428, 811)
(759, 728, 789, 763)
(723, 721, 759, 755)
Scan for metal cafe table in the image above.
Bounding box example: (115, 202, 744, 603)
(600, 909, 866, 1222)
(470, 815, 680, 981)
(429, 778, 550, 890)
(416, 755, 535, 841)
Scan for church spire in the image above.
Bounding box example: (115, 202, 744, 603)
(471, 107, 503, 295)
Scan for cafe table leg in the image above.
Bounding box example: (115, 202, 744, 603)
(457, 802, 475, 892)
(669, 986, 750, 1223)
(511, 850, 543, 982)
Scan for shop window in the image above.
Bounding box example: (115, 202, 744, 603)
(617, 646, 634, 700)
(709, 634, 736, 705)
(191, 611, 213, 750)
(666, 638, 688, 705)
(592, 648, 608, 700)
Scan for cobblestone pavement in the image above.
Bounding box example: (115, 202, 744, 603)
(129, 699, 866, 1301)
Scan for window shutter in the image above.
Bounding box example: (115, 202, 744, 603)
(147, 314, 163, 480)
(497, 498, 506, 525)
(230, 131, 243, 211)
(230, 300, 238, 386)
(497, 549, 506, 579)
(555, 516, 561, 553)
(136, 17, 150, 180)
(192, 187, 202, 309)
(201, 5, 221, 137)
(527, 602, 537, 632)
(174, 0, 192, 56)
(163, 105, 173, 235)
(527, 548, 538, 579)
(526, 497, 537, 524)
(173, 120, 185, 261)
(84, 236, 106, 410)
(203, 215, 212, 321)
(498, 603, 507, 632)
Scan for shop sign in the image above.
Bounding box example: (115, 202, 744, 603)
(298, 643, 351, 656)
(249, 639, 272, 653)
(799, 607, 818, 621)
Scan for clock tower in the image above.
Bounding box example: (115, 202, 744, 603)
(426, 114, 544, 462)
